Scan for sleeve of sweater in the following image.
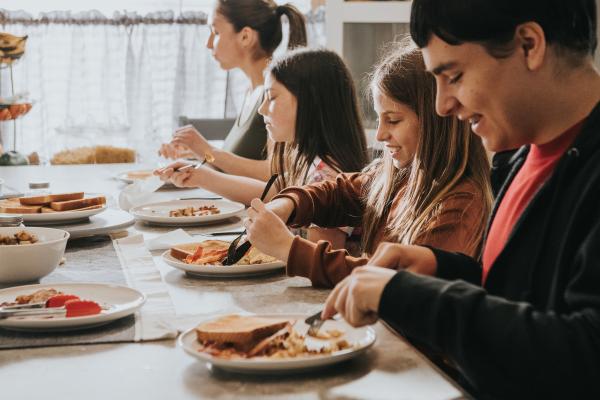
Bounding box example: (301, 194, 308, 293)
(286, 237, 369, 288)
(378, 220, 600, 399)
(272, 172, 367, 229)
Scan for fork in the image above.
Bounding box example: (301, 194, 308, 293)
(222, 173, 278, 266)
(305, 310, 326, 337)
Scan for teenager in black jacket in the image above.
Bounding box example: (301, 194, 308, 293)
(321, 0, 600, 398)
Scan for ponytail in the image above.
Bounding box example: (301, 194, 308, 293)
(217, 0, 307, 58)
(276, 4, 308, 50)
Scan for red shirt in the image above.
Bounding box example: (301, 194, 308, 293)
(481, 121, 584, 284)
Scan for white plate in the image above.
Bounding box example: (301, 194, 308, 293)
(39, 208, 135, 239)
(0, 283, 146, 331)
(162, 250, 284, 277)
(23, 203, 107, 224)
(116, 169, 154, 184)
(131, 199, 244, 226)
(178, 314, 376, 373)
(116, 170, 175, 189)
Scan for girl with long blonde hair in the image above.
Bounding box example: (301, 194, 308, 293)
(244, 40, 493, 287)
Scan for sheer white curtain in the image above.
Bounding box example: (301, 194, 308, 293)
(0, 2, 324, 162)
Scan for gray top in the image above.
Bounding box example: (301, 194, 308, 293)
(222, 88, 268, 160)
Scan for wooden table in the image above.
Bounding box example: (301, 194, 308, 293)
(0, 164, 466, 400)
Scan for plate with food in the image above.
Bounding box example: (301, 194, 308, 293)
(116, 169, 174, 188)
(130, 199, 244, 226)
(0, 283, 145, 331)
(178, 314, 376, 373)
(0, 192, 107, 223)
(162, 240, 284, 277)
(116, 169, 155, 184)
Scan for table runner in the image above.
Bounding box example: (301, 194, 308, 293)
(0, 234, 178, 349)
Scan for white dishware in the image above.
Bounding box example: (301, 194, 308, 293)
(0, 282, 145, 331)
(41, 208, 135, 239)
(116, 170, 175, 188)
(0, 227, 69, 284)
(161, 250, 284, 278)
(116, 169, 154, 184)
(22, 203, 107, 224)
(131, 199, 244, 226)
(178, 314, 376, 373)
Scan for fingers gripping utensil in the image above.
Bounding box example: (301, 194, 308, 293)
(222, 174, 278, 266)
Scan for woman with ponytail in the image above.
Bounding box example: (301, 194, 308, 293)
(159, 0, 307, 181)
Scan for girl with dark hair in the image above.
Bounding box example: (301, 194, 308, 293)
(244, 40, 492, 287)
(159, 0, 307, 181)
(155, 48, 369, 247)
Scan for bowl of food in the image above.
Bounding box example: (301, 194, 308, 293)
(0, 227, 69, 284)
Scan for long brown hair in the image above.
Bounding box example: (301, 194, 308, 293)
(217, 0, 307, 59)
(361, 40, 492, 255)
(267, 48, 369, 189)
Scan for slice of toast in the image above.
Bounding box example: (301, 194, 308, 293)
(0, 199, 41, 214)
(170, 240, 229, 261)
(50, 196, 106, 211)
(19, 192, 84, 206)
(195, 315, 291, 347)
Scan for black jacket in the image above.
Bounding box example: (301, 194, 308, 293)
(378, 102, 600, 399)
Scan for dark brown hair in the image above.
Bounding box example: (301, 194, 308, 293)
(217, 0, 307, 59)
(361, 39, 493, 255)
(267, 48, 369, 190)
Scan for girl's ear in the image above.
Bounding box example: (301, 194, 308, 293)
(239, 26, 259, 51)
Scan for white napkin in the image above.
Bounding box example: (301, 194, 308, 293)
(145, 228, 194, 251)
(118, 175, 165, 211)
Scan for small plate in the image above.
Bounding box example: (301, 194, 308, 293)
(131, 199, 244, 226)
(116, 170, 175, 189)
(23, 203, 107, 224)
(162, 250, 284, 278)
(116, 169, 154, 184)
(0, 283, 146, 331)
(178, 314, 376, 373)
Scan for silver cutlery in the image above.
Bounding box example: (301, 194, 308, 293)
(221, 174, 278, 266)
(305, 310, 326, 337)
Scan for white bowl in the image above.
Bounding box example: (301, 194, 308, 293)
(0, 227, 69, 284)
(0, 178, 4, 193)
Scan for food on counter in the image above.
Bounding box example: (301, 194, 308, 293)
(170, 240, 277, 266)
(168, 206, 219, 218)
(0, 200, 42, 213)
(0, 32, 27, 65)
(11, 288, 61, 305)
(0, 230, 39, 245)
(0, 288, 103, 318)
(125, 170, 153, 180)
(168, 205, 220, 217)
(51, 145, 136, 165)
(195, 315, 351, 359)
(0, 193, 106, 214)
(19, 192, 84, 206)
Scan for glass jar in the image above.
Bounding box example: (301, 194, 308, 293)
(28, 181, 50, 196)
(0, 213, 24, 227)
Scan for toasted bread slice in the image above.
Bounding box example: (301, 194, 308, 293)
(170, 240, 229, 261)
(41, 206, 57, 213)
(50, 196, 106, 211)
(195, 315, 291, 347)
(19, 192, 84, 206)
(0, 199, 41, 214)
